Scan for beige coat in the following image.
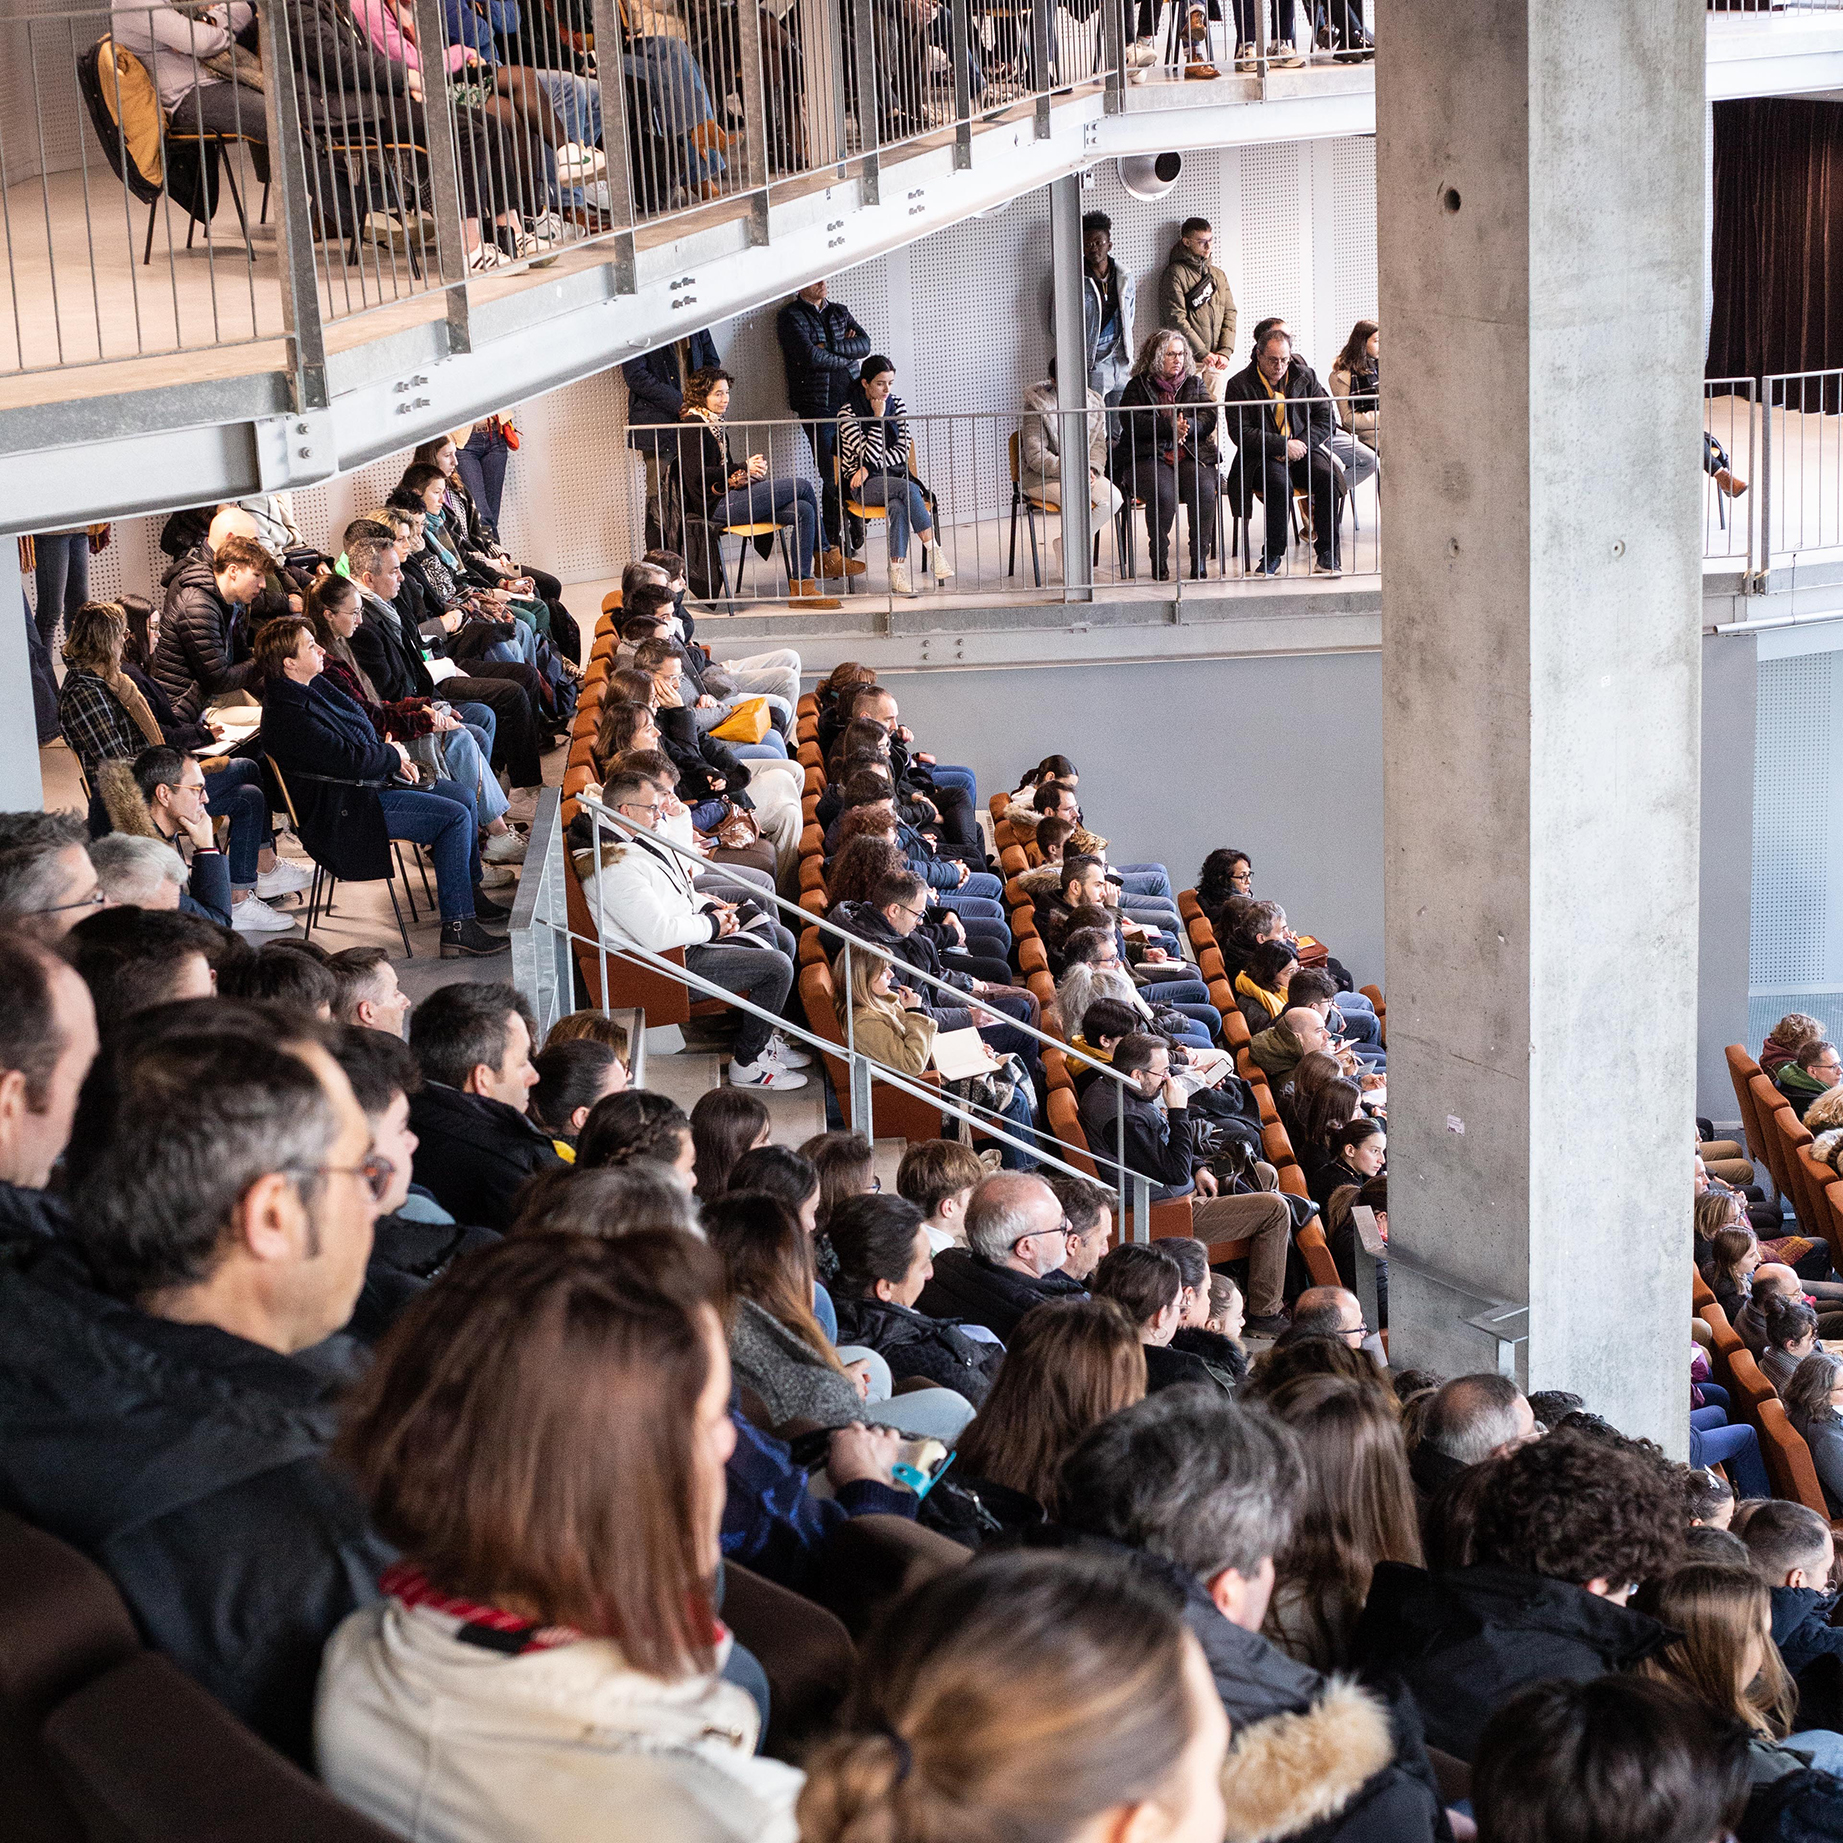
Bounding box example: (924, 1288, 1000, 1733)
(316, 1599, 803, 1843)
(849, 999, 937, 1077)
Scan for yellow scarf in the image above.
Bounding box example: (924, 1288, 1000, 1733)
(1259, 370, 1290, 441)
(1235, 969, 1284, 1021)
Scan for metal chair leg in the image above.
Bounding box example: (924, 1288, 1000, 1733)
(388, 883, 413, 957)
(1026, 502, 1042, 588)
(394, 842, 419, 924)
(303, 865, 323, 939)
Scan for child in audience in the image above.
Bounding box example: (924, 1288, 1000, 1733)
(797, 1550, 1229, 1843)
(317, 1232, 806, 1843)
(575, 1090, 697, 1187)
(896, 1138, 985, 1253)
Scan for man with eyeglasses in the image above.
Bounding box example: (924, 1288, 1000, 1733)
(915, 1171, 1088, 1342)
(1778, 1037, 1843, 1124)
(581, 766, 806, 1090)
(0, 809, 112, 941)
(0, 1003, 395, 1766)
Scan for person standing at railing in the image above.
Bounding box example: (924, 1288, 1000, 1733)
(1052, 212, 1137, 411)
(1158, 219, 1236, 403)
(23, 526, 109, 655)
(580, 765, 809, 1090)
(777, 279, 873, 582)
(1112, 328, 1220, 584)
(1220, 322, 1345, 579)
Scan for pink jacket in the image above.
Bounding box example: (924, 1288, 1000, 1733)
(348, 0, 469, 73)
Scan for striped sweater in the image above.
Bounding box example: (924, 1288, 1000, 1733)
(837, 393, 910, 478)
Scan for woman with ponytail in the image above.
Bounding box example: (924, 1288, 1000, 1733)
(797, 1547, 1228, 1843)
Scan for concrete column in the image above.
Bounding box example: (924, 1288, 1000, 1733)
(0, 543, 45, 812)
(1377, 0, 1704, 1451)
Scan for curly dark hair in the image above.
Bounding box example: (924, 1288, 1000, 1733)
(1471, 1428, 1684, 1591)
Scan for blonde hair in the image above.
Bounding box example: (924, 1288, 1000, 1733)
(835, 944, 903, 1030)
(1774, 1014, 1825, 1054)
(62, 601, 129, 675)
(1637, 1564, 1796, 1739)
(1805, 1085, 1843, 1133)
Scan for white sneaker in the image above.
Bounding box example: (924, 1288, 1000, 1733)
(230, 893, 295, 935)
(888, 560, 915, 597)
(554, 140, 606, 183)
(930, 547, 956, 581)
(467, 241, 509, 273)
(482, 830, 528, 864)
(768, 1032, 814, 1068)
(1126, 35, 1160, 65)
(255, 859, 313, 899)
(524, 210, 581, 247)
(479, 862, 519, 891)
(729, 1054, 809, 1090)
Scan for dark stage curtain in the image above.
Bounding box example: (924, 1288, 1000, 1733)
(1709, 99, 1843, 410)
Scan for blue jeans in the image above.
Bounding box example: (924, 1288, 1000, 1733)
(932, 890, 1004, 925)
(801, 419, 845, 550)
(1120, 893, 1181, 924)
(441, 722, 508, 825)
(953, 870, 1002, 900)
(1689, 1415, 1771, 1500)
(458, 427, 510, 530)
(377, 786, 480, 922)
(532, 69, 604, 206)
(622, 38, 720, 184)
(1115, 863, 1174, 901)
(856, 474, 932, 561)
(1786, 1731, 1843, 1777)
(981, 1086, 1040, 1169)
(1165, 1010, 1217, 1046)
(717, 478, 820, 581)
(204, 757, 271, 888)
(32, 532, 88, 648)
(925, 764, 977, 799)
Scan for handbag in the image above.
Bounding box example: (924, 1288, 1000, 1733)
(710, 697, 771, 745)
(714, 803, 761, 850)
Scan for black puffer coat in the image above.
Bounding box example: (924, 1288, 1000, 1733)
(151, 548, 255, 720)
(831, 1293, 1003, 1404)
(913, 1249, 1087, 1344)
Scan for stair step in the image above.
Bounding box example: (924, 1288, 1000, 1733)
(639, 1045, 827, 1147)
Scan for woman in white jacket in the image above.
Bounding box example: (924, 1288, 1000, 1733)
(1019, 360, 1127, 562)
(317, 1230, 804, 1843)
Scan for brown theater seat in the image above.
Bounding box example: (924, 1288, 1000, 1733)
(814, 1515, 971, 1641)
(0, 1512, 142, 1843)
(45, 1651, 398, 1842)
(720, 1562, 854, 1762)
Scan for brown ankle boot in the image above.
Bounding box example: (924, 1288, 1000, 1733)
(790, 580, 842, 608)
(819, 546, 866, 579)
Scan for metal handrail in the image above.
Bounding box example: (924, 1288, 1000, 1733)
(539, 787, 1161, 1239)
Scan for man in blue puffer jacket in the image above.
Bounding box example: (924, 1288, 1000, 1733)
(777, 280, 872, 579)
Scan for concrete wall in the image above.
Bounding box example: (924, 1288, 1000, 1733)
(880, 651, 1390, 989)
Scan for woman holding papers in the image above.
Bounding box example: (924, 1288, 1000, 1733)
(838, 949, 1040, 1169)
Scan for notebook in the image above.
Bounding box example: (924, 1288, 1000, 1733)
(930, 1026, 1003, 1081)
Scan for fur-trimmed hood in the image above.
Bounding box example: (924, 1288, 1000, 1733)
(1221, 1678, 1398, 1843)
(96, 757, 161, 839)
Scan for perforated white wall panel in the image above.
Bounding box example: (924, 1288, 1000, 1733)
(1328, 136, 1377, 351)
(1236, 141, 1308, 357)
(1752, 653, 1832, 989)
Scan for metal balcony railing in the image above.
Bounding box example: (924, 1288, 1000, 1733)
(510, 783, 1167, 1240)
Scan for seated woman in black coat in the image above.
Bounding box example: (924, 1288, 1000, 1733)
(828, 1193, 1004, 1407)
(1112, 327, 1220, 583)
(1089, 1243, 1230, 1395)
(253, 617, 506, 958)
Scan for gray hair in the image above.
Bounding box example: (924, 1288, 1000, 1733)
(1059, 1388, 1305, 1582)
(1421, 1373, 1529, 1464)
(88, 833, 183, 906)
(1055, 962, 1146, 1036)
(1785, 1350, 1843, 1426)
(0, 811, 90, 922)
(965, 1170, 1058, 1264)
(1134, 327, 1195, 385)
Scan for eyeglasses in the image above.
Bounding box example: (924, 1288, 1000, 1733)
(300, 1153, 396, 1202)
(897, 902, 928, 920)
(30, 885, 108, 917)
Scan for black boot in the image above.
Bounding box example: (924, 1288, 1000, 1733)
(472, 887, 512, 923)
(441, 917, 507, 958)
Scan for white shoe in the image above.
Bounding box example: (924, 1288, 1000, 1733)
(554, 140, 606, 183)
(729, 1054, 809, 1090)
(482, 829, 528, 864)
(523, 210, 581, 247)
(255, 859, 313, 899)
(230, 893, 295, 935)
(889, 560, 915, 597)
(768, 1032, 814, 1068)
(1125, 35, 1160, 64)
(930, 547, 956, 581)
(467, 241, 509, 273)
(479, 862, 519, 891)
